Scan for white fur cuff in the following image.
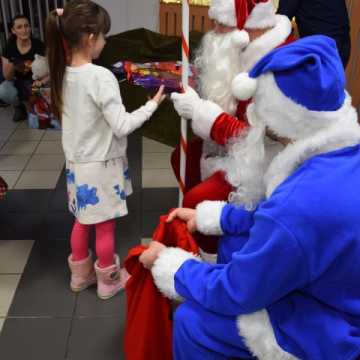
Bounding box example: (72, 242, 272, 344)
(196, 201, 226, 235)
(151, 247, 200, 301)
(237, 310, 299, 359)
(192, 100, 223, 140)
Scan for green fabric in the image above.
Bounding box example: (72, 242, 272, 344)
(96, 28, 203, 147)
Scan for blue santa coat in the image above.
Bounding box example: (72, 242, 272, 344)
(174, 144, 360, 359)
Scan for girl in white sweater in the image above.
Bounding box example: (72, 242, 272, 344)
(46, 0, 165, 300)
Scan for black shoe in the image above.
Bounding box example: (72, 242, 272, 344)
(0, 100, 9, 108)
(12, 104, 27, 122)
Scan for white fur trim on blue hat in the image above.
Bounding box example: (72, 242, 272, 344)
(208, 0, 237, 27)
(231, 72, 258, 100)
(245, 0, 277, 29)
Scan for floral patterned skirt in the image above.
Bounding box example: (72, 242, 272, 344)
(66, 157, 133, 225)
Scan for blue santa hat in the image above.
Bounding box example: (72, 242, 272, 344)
(231, 35, 346, 112)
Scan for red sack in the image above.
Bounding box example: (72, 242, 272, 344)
(124, 214, 199, 360)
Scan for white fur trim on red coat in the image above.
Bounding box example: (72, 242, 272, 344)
(241, 15, 292, 72)
(200, 153, 229, 181)
(237, 310, 299, 359)
(192, 100, 224, 140)
(151, 247, 200, 301)
(196, 201, 226, 236)
(245, 1, 277, 30)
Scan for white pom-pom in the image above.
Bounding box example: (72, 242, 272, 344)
(231, 73, 258, 100)
(231, 30, 250, 49)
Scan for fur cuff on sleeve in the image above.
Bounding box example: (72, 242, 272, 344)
(151, 247, 200, 301)
(196, 201, 227, 235)
(192, 100, 223, 140)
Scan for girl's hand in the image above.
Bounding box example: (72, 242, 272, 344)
(152, 85, 166, 105)
(33, 80, 42, 88)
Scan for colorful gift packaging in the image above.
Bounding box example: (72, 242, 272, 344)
(111, 61, 197, 94)
(28, 85, 61, 130)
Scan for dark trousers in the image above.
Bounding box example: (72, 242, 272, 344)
(334, 33, 351, 69)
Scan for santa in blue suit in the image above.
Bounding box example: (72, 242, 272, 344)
(140, 35, 360, 360)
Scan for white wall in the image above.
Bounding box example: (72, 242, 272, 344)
(96, 0, 159, 35)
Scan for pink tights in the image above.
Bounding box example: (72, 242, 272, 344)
(70, 219, 116, 268)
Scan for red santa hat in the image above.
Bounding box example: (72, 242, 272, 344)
(208, 0, 277, 30)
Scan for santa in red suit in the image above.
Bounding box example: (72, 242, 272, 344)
(171, 0, 293, 259)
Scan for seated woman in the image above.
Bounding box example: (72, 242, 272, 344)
(0, 15, 47, 122)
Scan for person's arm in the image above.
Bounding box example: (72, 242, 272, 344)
(98, 71, 162, 138)
(152, 213, 309, 316)
(171, 87, 248, 146)
(277, 0, 301, 19)
(208, 112, 248, 146)
(2, 56, 15, 81)
(33, 74, 50, 88)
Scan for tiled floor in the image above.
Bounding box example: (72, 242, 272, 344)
(0, 107, 179, 359)
(0, 109, 64, 190)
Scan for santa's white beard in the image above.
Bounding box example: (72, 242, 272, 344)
(194, 30, 242, 115)
(226, 104, 283, 210)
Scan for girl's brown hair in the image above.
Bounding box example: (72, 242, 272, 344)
(46, 0, 111, 120)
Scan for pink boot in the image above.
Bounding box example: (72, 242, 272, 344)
(94, 254, 130, 300)
(68, 252, 97, 292)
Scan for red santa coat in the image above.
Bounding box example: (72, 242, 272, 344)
(171, 16, 294, 253)
(172, 15, 294, 189)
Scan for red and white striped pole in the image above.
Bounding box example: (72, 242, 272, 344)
(179, 0, 190, 206)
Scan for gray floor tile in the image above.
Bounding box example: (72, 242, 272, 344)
(0, 275, 21, 316)
(0, 189, 51, 213)
(9, 128, 45, 141)
(0, 141, 39, 155)
(35, 141, 63, 154)
(143, 137, 173, 153)
(142, 188, 178, 211)
(26, 154, 65, 170)
(67, 317, 125, 360)
(141, 211, 166, 238)
(142, 168, 178, 188)
(0, 240, 34, 274)
(0, 155, 30, 170)
(8, 240, 76, 317)
(42, 129, 62, 141)
(0, 318, 71, 360)
(0, 213, 44, 240)
(15, 170, 61, 189)
(75, 288, 126, 317)
(142, 152, 172, 169)
(0, 170, 21, 188)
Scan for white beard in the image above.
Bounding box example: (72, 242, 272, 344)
(226, 104, 284, 210)
(194, 30, 242, 115)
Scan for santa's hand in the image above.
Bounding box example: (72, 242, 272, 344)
(170, 86, 200, 119)
(139, 241, 167, 269)
(166, 208, 197, 233)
